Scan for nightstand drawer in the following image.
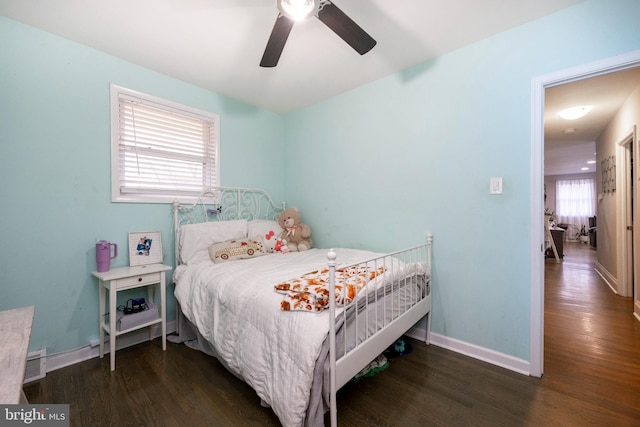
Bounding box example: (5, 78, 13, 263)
(116, 272, 161, 289)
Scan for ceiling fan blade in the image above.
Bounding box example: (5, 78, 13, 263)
(317, 1, 376, 55)
(260, 14, 295, 67)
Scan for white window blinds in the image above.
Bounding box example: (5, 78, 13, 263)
(111, 85, 219, 203)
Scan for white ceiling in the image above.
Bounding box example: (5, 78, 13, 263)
(1, 0, 584, 113)
(4, 0, 638, 176)
(544, 66, 640, 176)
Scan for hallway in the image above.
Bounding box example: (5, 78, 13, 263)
(544, 241, 640, 424)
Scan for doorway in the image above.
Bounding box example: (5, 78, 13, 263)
(617, 130, 636, 299)
(531, 50, 640, 377)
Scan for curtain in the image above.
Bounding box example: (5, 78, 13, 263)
(556, 179, 596, 240)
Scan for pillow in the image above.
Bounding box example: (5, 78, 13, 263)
(179, 219, 248, 265)
(208, 238, 266, 263)
(247, 220, 284, 253)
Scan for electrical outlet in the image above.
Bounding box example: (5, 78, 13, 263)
(490, 177, 503, 195)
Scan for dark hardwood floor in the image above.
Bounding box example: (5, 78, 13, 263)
(24, 242, 640, 426)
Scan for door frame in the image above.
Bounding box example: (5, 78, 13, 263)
(616, 128, 636, 298)
(530, 49, 640, 378)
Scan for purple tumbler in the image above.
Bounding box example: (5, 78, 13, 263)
(96, 240, 118, 272)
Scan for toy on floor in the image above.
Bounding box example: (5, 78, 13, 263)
(352, 354, 389, 382)
(350, 338, 414, 382)
(383, 338, 413, 359)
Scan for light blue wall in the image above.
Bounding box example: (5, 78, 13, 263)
(2, 0, 640, 363)
(0, 17, 285, 355)
(283, 0, 640, 360)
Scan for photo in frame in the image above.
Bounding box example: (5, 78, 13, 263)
(128, 231, 162, 266)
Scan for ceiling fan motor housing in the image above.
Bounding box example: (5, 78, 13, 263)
(262, 0, 376, 67)
(277, 0, 319, 21)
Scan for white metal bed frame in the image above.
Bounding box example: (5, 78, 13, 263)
(173, 187, 432, 427)
(327, 241, 432, 426)
(172, 186, 286, 254)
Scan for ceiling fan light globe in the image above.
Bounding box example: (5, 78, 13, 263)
(277, 0, 317, 21)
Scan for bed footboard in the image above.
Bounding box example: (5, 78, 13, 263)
(327, 234, 433, 426)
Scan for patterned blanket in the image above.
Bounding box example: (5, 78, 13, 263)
(275, 265, 386, 312)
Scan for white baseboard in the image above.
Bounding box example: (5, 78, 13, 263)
(594, 261, 618, 294)
(405, 324, 429, 343)
(41, 321, 176, 375)
(41, 322, 528, 382)
(406, 326, 530, 376)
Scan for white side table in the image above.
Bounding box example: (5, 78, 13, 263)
(92, 264, 172, 371)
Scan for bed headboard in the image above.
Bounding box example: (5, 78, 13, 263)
(173, 187, 285, 263)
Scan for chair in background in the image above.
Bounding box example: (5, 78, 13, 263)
(588, 216, 597, 248)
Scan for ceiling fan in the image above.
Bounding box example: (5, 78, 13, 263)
(260, 0, 377, 67)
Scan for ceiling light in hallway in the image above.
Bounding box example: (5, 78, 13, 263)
(558, 105, 592, 120)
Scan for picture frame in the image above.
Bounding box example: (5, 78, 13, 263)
(128, 231, 163, 266)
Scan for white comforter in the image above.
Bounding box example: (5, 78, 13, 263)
(174, 248, 384, 427)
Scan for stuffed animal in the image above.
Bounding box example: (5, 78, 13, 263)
(274, 238, 290, 254)
(277, 207, 312, 251)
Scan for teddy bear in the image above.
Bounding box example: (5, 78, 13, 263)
(277, 207, 312, 251)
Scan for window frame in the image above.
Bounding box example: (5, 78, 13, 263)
(110, 84, 220, 204)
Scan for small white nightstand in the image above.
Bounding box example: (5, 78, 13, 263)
(92, 264, 172, 371)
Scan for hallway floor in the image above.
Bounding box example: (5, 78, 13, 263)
(544, 241, 640, 425)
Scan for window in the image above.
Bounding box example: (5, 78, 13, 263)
(110, 85, 219, 203)
(555, 179, 595, 217)
(555, 178, 596, 238)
